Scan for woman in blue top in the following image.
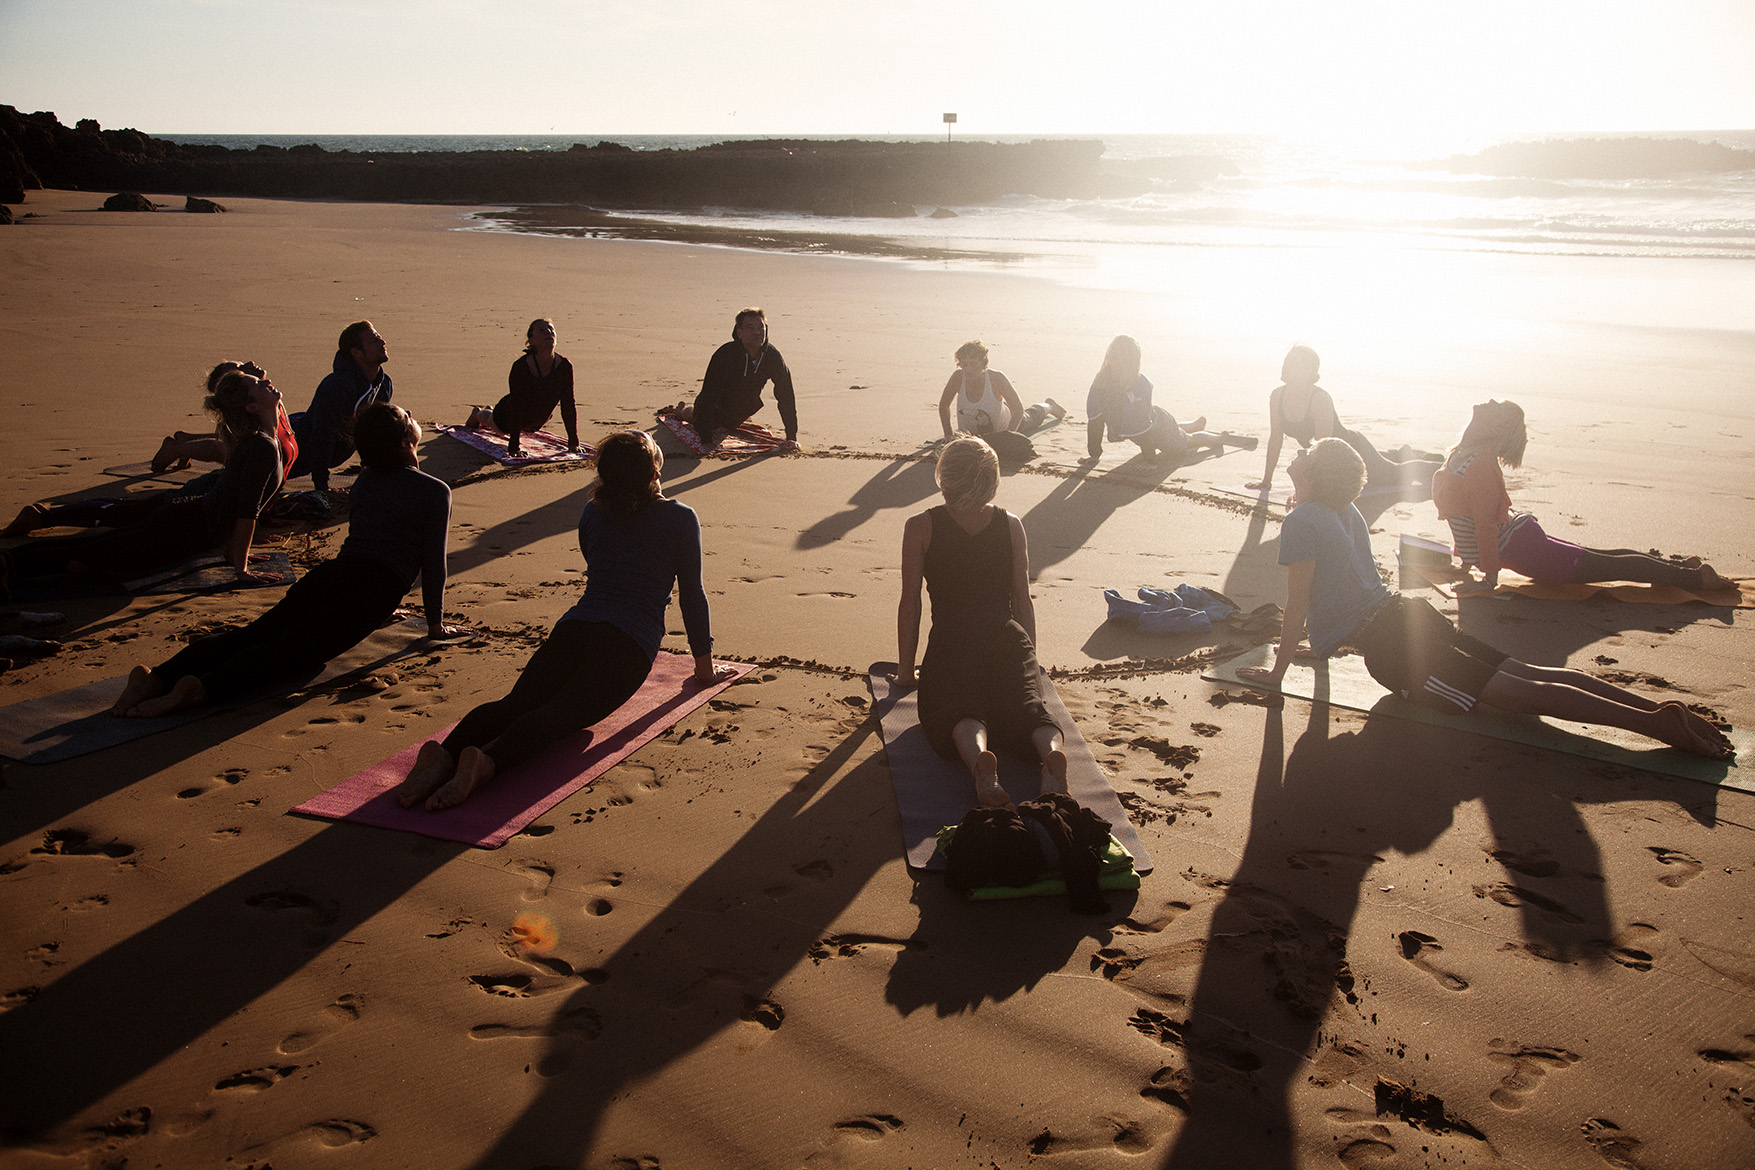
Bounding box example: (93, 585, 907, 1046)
(1239, 438, 1732, 759)
(1085, 335, 1251, 462)
(110, 404, 460, 717)
(398, 429, 730, 811)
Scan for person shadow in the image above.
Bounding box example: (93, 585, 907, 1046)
(1021, 455, 1177, 583)
(1153, 695, 1714, 1169)
(795, 455, 941, 551)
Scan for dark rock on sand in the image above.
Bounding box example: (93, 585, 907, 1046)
(0, 204, 12, 225)
(103, 191, 158, 211)
(184, 195, 226, 213)
(929, 206, 958, 218)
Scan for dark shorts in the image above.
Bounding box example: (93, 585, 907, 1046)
(1500, 516, 1587, 582)
(1351, 596, 1509, 713)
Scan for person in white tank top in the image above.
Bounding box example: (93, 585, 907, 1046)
(938, 340, 1027, 439)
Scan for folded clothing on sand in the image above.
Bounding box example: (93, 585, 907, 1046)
(1104, 584, 1237, 634)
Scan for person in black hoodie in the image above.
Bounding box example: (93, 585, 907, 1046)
(287, 321, 394, 501)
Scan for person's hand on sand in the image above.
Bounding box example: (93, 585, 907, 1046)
(233, 567, 279, 586)
(778, 439, 800, 453)
(1454, 578, 1497, 597)
(1236, 664, 1285, 688)
(1290, 641, 1317, 659)
(691, 662, 737, 685)
(888, 666, 919, 690)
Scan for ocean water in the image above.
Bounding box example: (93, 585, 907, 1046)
(163, 130, 1755, 312)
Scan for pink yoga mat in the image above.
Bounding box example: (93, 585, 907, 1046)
(290, 652, 753, 847)
(656, 412, 789, 456)
(436, 423, 593, 466)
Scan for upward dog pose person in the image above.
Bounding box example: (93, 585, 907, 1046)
(287, 321, 394, 503)
(1238, 439, 1732, 759)
(397, 430, 733, 811)
(1085, 334, 1252, 462)
(9, 361, 300, 538)
(1249, 345, 1440, 492)
(2, 367, 286, 592)
(461, 317, 578, 456)
(1434, 399, 1734, 596)
(893, 436, 1068, 809)
(111, 404, 461, 717)
(668, 307, 799, 451)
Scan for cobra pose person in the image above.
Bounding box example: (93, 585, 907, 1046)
(462, 317, 578, 457)
(668, 308, 799, 451)
(1434, 399, 1733, 596)
(111, 404, 460, 717)
(397, 430, 733, 811)
(1248, 345, 1440, 492)
(1238, 438, 1731, 760)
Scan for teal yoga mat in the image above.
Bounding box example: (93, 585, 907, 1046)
(1203, 645, 1752, 792)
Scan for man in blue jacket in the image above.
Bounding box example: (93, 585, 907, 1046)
(289, 321, 394, 502)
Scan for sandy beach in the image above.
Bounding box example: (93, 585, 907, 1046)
(1, 190, 1752, 1169)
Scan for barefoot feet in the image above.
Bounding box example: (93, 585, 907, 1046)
(427, 746, 496, 810)
(1653, 703, 1734, 760)
(150, 435, 192, 474)
(111, 665, 165, 715)
(974, 750, 1010, 808)
(1040, 748, 1069, 796)
(396, 740, 458, 808)
(3, 503, 48, 537)
(131, 675, 207, 718)
(1698, 564, 1735, 592)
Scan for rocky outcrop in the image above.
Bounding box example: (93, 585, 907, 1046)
(184, 195, 226, 213)
(102, 191, 158, 211)
(1427, 137, 1755, 179)
(0, 105, 1153, 215)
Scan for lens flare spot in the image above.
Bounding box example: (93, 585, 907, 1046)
(509, 911, 558, 954)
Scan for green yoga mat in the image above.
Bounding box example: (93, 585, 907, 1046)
(1203, 645, 1752, 793)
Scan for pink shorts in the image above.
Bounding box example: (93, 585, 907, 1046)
(1500, 516, 1586, 583)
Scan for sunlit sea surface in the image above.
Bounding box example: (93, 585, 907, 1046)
(163, 131, 1755, 325)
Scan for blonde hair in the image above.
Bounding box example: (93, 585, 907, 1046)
(1094, 334, 1142, 394)
(954, 339, 989, 367)
(204, 370, 271, 448)
(936, 435, 999, 512)
(1281, 345, 1320, 385)
(1451, 400, 1527, 469)
(1303, 437, 1366, 508)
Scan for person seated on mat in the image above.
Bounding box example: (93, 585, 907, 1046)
(148, 360, 301, 475)
(1247, 345, 1441, 493)
(395, 429, 734, 811)
(110, 404, 462, 717)
(663, 307, 799, 452)
(2, 366, 287, 594)
(1236, 438, 1733, 760)
(892, 435, 1069, 809)
(9, 360, 299, 539)
(936, 339, 1066, 440)
(1434, 399, 1734, 597)
(285, 321, 394, 507)
(460, 317, 578, 457)
(1085, 334, 1252, 462)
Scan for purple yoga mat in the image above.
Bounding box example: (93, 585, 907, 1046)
(290, 652, 753, 847)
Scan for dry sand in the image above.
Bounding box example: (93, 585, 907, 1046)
(1, 190, 1752, 1169)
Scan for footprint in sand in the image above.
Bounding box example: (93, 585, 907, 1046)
(1114, 901, 1194, 935)
(1698, 1040, 1755, 1069)
(470, 1004, 603, 1076)
(1396, 931, 1469, 991)
(214, 1064, 301, 1092)
(245, 889, 340, 946)
(30, 828, 136, 861)
(1028, 1115, 1162, 1156)
(1648, 847, 1703, 887)
(278, 993, 363, 1055)
(1472, 882, 1584, 924)
(508, 859, 555, 901)
(1603, 923, 1661, 971)
(807, 933, 919, 964)
(1581, 1118, 1649, 1169)
(247, 1118, 377, 1155)
(1485, 1046, 1579, 1109)
(740, 995, 784, 1030)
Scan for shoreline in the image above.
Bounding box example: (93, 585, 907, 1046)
(1, 190, 1751, 1169)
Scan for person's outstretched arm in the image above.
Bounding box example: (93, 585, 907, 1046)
(938, 372, 962, 439)
(558, 360, 579, 450)
(1249, 387, 1285, 489)
(894, 513, 929, 685)
(992, 371, 1026, 433)
(1239, 559, 1315, 686)
(770, 354, 799, 443)
(1456, 458, 1508, 596)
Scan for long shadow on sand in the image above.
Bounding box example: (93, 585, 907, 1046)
(1154, 700, 1719, 1168)
(455, 719, 900, 1168)
(794, 455, 941, 551)
(1020, 456, 1177, 583)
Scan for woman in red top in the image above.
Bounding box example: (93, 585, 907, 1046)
(1432, 400, 1733, 596)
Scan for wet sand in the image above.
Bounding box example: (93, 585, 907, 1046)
(1, 189, 1751, 1169)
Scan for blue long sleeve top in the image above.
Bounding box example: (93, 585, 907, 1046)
(561, 497, 712, 660)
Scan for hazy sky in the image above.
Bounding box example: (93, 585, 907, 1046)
(3, 0, 1752, 141)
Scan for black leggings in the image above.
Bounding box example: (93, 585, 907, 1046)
(154, 555, 407, 695)
(1571, 546, 1703, 589)
(442, 620, 652, 771)
(8, 498, 214, 580)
